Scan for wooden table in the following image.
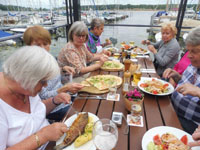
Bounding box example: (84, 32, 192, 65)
(46, 57, 182, 150)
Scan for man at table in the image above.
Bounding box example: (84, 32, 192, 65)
(163, 27, 200, 134)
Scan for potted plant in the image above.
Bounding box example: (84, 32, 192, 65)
(124, 88, 144, 112)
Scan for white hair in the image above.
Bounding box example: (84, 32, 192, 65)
(3, 46, 60, 91)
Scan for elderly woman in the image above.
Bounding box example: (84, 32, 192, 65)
(0, 46, 70, 149)
(142, 23, 180, 76)
(57, 21, 108, 83)
(87, 18, 111, 54)
(23, 25, 83, 121)
(163, 27, 200, 134)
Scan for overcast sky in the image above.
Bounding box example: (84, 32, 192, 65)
(0, 0, 199, 9)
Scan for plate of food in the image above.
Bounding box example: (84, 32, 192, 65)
(142, 126, 199, 150)
(132, 47, 150, 55)
(101, 60, 124, 71)
(104, 47, 119, 53)
(138, 77, 174, 96)
(56, 112, 99, 150)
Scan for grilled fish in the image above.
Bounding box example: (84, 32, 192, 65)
(54, 112, 88, 150)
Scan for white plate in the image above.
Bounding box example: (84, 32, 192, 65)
(142, 126, 200, 150)
(132, 48, 150, 55)
(56, 112, 99, 150)
(104, 47, 119, 52)
(138, 77, 174, 96)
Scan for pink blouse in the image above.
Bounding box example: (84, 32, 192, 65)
(173, 51, 190, 75)
(57, 42, 93, 77)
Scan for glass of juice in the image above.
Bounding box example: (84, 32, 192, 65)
(133, 70, 142, 85)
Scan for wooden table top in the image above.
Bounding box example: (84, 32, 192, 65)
(46, 57, 182, 150)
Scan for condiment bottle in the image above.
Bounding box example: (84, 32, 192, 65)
(123, 71, 131, 95)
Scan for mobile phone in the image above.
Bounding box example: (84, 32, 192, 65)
(112, 112, 123, 126)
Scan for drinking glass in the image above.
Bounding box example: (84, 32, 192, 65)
(93, 119, 118, 150)
(133, 69, 142, 85)
(131, 104, 142, 122)
(108, 87, 117, 99)
(129, 41, 135, 47)
(120, 41, 126, 47)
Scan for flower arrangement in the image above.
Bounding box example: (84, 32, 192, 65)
(125, 88, 144, 101)
(124, 88, 144, 112)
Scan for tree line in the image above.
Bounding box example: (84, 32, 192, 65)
(0, 4, 198, 12)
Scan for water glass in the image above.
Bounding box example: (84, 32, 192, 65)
(108, 87, 117, 99)
(93, 119, 118, 150)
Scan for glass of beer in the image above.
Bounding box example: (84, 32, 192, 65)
(133, 70, 142, 85)
(129, 41, 135, 47)
(131, 52, 137, 58)
(120, 41, 126, 47)
(124, 59, 131, 71)
(113, 53, 120, 59)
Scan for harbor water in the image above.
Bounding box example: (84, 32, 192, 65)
(0, 11, 155, 71)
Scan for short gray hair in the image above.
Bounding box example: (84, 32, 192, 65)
(90, 18, 105, 30)
(68, 21, 88, 42)
(185, 27, 200, 46)
(3, 46, 60, 92)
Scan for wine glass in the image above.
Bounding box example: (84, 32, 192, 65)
(93, 119, 118, 150)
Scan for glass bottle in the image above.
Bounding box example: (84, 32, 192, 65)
(123, 71, 131, 95)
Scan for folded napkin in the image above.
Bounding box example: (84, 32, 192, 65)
(136, 55, 149, 58)
(140, 68, 156, 73)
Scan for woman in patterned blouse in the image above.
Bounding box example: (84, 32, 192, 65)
(57, 21, 108, 83)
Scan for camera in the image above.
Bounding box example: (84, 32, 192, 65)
(112, 112, 123, 126)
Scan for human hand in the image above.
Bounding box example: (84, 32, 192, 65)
(66, 83, 84, 93)
(141, 40, 150, 45)
(54, 93, 71, 105)
(102, 49, 111, 56)
(188, 126, 200, 147)
(99, 55, 108, 65)
(147, 45, 157, 54)
(63, 66, 75, 75)
(39, 122, 68, 141)
(176, 83, 200, 96)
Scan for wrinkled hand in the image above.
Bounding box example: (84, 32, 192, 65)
(54, 93, 71, 105)
(141, 40, 150, 45)
(147, 45, 157, 54)
(105, 39, 112, 46)
(99, 55, 108, 65)
(66, 83, 84, 93)
(176, 83, 200, 96)
(102, 49, 111, 56)
(40, 122, 68, 141)
(163, 68, 175, 79)
(188, 126, 200, 148)
(63, 66, 75, 75)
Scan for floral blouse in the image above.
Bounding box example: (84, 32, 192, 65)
(57, 42, 94, 77)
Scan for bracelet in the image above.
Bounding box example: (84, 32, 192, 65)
(34, 133, 41, 147)
(52, 97, 60, 106)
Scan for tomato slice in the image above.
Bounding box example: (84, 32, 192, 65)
(140, 83, 148, 87)
(152, 90, 158, 94)
(162, 143, 169, 150)
(163, 83, 169, 89)
(180, 135, 188, 145)
(153, 134, 162, 145)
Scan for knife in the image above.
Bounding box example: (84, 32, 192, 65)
(76, 96, 107, 100)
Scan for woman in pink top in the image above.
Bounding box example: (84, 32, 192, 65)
(173, 51, 190, 74)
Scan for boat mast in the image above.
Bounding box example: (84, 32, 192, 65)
(166, 0, 170, 12)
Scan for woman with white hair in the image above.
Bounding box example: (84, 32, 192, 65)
(142, 23, 180, 76)
(0, 46, 70, 149)
(57, 21, 108, 83)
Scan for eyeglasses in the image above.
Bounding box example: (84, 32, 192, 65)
(76, 34, 86, 38)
